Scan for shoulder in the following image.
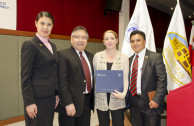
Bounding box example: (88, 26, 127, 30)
(93, 51, 105, 63)
(50, 41, 56, 47)
(93, 50, 105, 60)
(129, 54, 135, 60)
(85, 50, 94, 57)
(58, 47, 78, 59)
(58, 48, 71, 55)
(114, 51, 129, 63)
(22, 37, 35, 45)
(22, 36, 42, 47)
(147, 50, 162, 58)
(94, 50, 104, 57)
(58, 49, 65, 54)
(117, 51, 128, 59)
(146, 50, 163, 65)
(21, 37, 38, 51)
(58, 49, 72, 62)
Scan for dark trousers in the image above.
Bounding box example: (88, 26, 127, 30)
(97, 109, 124, 126)
(24, 95, 55, 126)
(130, 107, 161, 126)
(58, 94, 92, 126)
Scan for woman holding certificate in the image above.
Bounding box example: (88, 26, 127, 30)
(93, 30, 129, 126)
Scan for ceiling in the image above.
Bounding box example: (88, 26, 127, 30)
(146, 0, 194, 19)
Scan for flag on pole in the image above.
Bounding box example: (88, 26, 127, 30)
(121, 0, 156, 57)
(189, 20, 194, 66)
(163, 1, 191, 91)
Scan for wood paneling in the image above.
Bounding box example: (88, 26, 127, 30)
(0, 29, 103, 43)
(0, 116, 24, 126)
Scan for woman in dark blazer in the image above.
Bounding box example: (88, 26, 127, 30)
(21, 11, 59, 126)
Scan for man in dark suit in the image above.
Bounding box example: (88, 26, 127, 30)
(57, 26, 94, 126)
(126, 30, 167, 126)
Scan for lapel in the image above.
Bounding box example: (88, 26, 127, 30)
(85, 51, 94, 76)
(33, 36, 56, 60)
(50, 42, 58, 61)
(129, 54, 135, 73)
(141, 49, 150, 80)
(70, 47, 85, 75)
(85, 51, 92, 64)
(112, 51, 122, 70)
(85, 51, 93, 68)
(98, 51, 107, 70)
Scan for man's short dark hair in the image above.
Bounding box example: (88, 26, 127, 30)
(71, 26, 89, 39)
(130, 30, 146, 40)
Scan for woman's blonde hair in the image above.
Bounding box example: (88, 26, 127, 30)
(103, 30, 118, 40)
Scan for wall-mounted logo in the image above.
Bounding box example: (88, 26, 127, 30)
(0, 2, 9, 9)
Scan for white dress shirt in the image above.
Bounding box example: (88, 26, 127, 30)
(75, 50, 93, 93)
(131, 48, 146, 95)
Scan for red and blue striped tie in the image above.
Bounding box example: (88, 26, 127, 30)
(130, 55, 139, 96)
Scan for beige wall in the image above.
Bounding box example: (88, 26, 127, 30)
(0, 34, 105, 120)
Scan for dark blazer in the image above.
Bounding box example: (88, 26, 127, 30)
(57, 47, 94, 117)
(21, 36, 58, 107)
(127, 49, 167, 115)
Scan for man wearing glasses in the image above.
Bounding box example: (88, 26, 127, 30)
(57, 26, 94, 126)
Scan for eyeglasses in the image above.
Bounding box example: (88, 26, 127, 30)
(72, 35, 87, 40)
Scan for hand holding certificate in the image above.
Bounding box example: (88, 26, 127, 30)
(95, 70, 123, 93)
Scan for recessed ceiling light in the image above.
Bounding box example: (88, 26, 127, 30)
(189, 16, 191, 18)
(171, 7, 174, 10)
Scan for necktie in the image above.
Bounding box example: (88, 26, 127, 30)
(79, 52, 92, 93)
(130, 55, 139, 96)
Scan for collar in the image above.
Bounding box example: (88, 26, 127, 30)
(36, 33, 50, 43)
(74, 48, 85, 56)
(135, 48, 146, 58)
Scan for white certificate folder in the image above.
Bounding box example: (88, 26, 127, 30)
(95, 70, 123, 93)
